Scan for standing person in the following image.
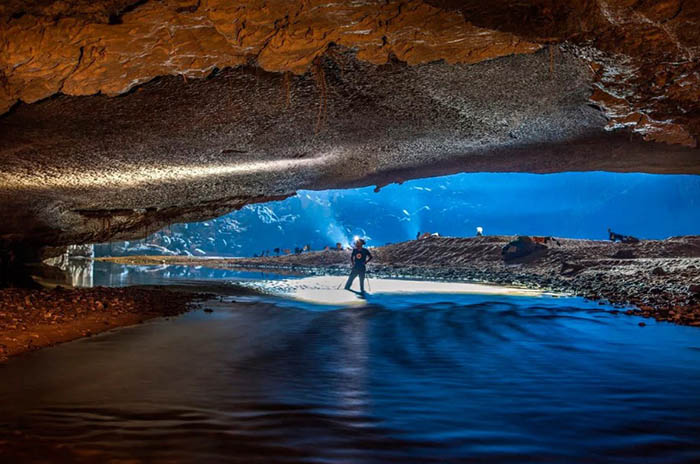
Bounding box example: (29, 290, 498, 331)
(345, 238, 372, 293)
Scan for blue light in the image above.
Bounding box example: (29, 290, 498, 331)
(98, 172, 700, 257)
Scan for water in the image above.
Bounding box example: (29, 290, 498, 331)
(59, 260, 305, 288)
(2, 288, 700, 463)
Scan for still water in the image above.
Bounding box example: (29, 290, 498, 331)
(90, 260, 300, 287)
(2, 281, 700, 463)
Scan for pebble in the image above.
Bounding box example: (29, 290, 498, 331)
(1, 287, 197, 359)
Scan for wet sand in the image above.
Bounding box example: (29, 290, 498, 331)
(101, 235, 700, 326)
(0, 287, 199, 362)
(247, 275, 547, 306)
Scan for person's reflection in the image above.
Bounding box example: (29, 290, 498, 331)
(334, 309, 370, 417)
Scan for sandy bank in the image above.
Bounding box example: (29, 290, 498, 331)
(248, 275, 547, 306)
(101, 235, 700, 326)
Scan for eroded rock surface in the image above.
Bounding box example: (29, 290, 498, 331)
(433, 0, 700, 146)
(2, 48, 698, 250)
(0, 0, 539, 112)
(0, 1, 699, 251)
(2, 0, 698, 145)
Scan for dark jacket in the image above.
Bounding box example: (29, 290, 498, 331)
(351, 248, 372, 268)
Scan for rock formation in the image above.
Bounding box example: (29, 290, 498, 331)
(2, 0, 698, 144)
(0, 0, 698, 253)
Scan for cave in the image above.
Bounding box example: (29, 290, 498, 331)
(1, 0, 699, 254)
(1, 1, 700, 462)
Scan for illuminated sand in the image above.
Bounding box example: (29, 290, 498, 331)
(248, 276, 548, 306)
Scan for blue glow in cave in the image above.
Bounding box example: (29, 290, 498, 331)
(98, 172, 700, 257)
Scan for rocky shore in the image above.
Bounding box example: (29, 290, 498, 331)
(103, 235, 700, 327)
(0, 287, 199, 362)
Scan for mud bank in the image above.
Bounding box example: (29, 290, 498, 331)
(102, 235, 700, 326)
(0, 287, 200, 362)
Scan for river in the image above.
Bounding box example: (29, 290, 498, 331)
(1, 264, 700, 463)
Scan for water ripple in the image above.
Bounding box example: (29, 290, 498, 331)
(2, 293, 700, 463)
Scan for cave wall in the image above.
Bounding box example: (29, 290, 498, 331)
(2, 0, 699, 145)
(0, 0, 698, 251)
(430, 0, 700, 146)
(2, 49, 698, 249)
(0, 0, 539, 111)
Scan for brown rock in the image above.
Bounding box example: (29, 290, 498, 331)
(0, 0, 540, 113)
(1, 0, 698, 147)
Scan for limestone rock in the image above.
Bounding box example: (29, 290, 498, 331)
(0, 0, 540, 113)
(1, 0, 698, 145)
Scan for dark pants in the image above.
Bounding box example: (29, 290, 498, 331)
(345, 266, 366, 292)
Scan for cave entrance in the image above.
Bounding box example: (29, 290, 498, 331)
(97, 171, 700, 259)
(6, 171, 700, 455)
(43, 171, 700, 288)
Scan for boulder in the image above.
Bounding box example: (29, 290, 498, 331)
(652, 267, 667, 276)
(561, 261, 586, 276)
(612, 249, 636, 259)
(502, 236, 547, 262)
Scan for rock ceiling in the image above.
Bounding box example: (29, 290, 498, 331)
(0, 0, 698, 248)
(2, 0, 698, 145)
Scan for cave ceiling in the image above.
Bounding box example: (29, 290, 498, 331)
(0, 0, 698, 248)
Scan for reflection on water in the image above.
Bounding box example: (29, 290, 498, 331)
(63, 258, 93, 287)
(2, 292, 700, 463)
(87, 261, 300, 287)
(40, 252, 95, 288)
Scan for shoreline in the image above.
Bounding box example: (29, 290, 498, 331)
(99, 235, 700, 326)
(0, 286, 202, 362)
(3, 234, 699, 360)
